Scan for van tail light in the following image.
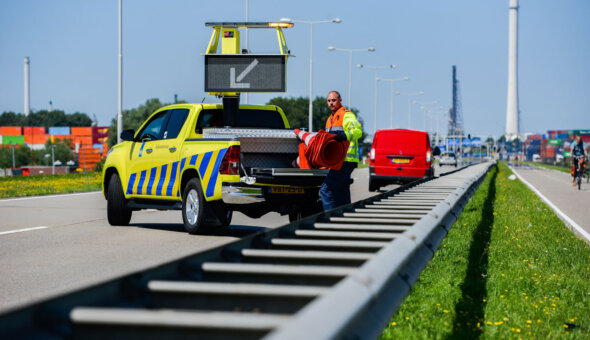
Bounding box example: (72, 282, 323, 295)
(426, 149, 431, 163)
(370, 148, 375, 161)
(220, 145, 240, 175)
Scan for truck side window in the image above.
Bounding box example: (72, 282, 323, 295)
(137, 111, 168, 141)
(163, 109, 189, 139)
(195, 109, 223, 134)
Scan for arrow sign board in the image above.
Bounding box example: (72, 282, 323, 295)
(205, 55, 286, 92)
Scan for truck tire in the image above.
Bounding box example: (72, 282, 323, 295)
(218, 208, 233, 227)
(289, 200, 322, 222)
(369, 178, 379, 192)
(182, 178, 206, 234)
(107, 173, 132, 226)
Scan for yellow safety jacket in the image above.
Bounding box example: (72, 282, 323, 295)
(325, 106, 363, 163)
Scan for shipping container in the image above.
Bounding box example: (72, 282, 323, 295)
(48, 126, 71, 136)
(557, 133, 568, 139)
(71, 127, 92, 136)
(24, 134, 49, 145)
(544, 145, 557, 159)
(0, 126, 22, 136)
(73, 136, 93, 146)
(92, 126, 109, 144)
(2, 135, 25, 145)
(23, 126, 46, 135)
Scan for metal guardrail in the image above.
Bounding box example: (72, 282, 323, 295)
(0, 161, 494, 339)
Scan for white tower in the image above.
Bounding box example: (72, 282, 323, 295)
(505, 0, 519, 140)
(24, 57, 30, 116)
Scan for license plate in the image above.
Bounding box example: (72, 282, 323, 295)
(271, 187, 305, 194)
(392, 158, 410, 164)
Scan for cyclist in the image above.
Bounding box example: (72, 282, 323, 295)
(570, 135, 588, 186)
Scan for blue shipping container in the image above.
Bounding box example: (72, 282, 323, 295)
(557, 133, 568, 139)
(48, 126, 70, 136)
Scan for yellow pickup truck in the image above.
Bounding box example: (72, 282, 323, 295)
(102, 103, 326, 234)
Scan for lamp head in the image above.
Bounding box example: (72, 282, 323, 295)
(332, 18, 342, 23)
(328, 46, 335, 51)
(368, 47, 376, 52)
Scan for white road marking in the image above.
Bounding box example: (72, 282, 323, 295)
(0, 191, 101, 203)
(0, 226, 49, 236)
(510, 166, 590, 242)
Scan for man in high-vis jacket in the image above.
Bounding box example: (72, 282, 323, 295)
(320, 91, 363, 210)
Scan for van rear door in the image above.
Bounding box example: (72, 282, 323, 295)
(374, 130, 429, 178)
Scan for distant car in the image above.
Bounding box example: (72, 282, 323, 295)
(439, 152, 458, 167)
(369, 129, 434, 191)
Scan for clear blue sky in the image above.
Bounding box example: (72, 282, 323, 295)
(1, 0, 589, 139)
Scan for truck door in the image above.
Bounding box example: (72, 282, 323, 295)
(127, 109, 189, 198)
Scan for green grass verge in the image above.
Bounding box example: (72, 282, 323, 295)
(524, 161, 570, 174)
(380, 162, 590, 339)
(0, 172, 101, 198)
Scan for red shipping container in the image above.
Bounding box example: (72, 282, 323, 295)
(92, 126, 109, 144)
(71, 127, 92, 136)
(0, 126, 22, 135)
(23, 126, 46, 135)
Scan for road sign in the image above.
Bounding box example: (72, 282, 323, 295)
(568, 130, 590, 136)
(205, 55, 286, 92)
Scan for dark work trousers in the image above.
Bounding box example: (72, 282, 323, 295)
(320, 161, 357, 210)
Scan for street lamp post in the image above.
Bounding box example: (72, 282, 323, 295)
(414, 100, 438, 130)
(281, 18, 341, 131)
(396, 91, 424, 129)
(327, 46, 375, 109)
(117, 0, 123, 144)
(357, 64, 396, 134)
(379, 77, 408, 128)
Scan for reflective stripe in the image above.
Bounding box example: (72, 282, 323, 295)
(177, 157, 187, 196)
(147, 167, 157, 195)
(199, 152, 212, 179)
(127, 173, 136, 195)
(138, 141, 145, 157)
(189, 154, 198, 166)
(137, 170, 147, 195)
(328, 126, 344, 132)
(206, 148, 227, 197)
(156, 164, 168, 196)
(166, 161, 179, 196)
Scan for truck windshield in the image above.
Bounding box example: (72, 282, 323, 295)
(196, 108, 285, 132)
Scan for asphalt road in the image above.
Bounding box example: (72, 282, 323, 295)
(0, 165, 455, 312)
(510, 164, 590, 238)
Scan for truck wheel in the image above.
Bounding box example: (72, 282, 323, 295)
(107, 173, 132, 226)
(288, 210, 303, 222)
(218, 207, 233, 227)
(182, 178, 205, 234)
(369, 178, 379, 192)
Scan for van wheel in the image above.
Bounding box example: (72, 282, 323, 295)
(182, 178, 205, 234)
(369, 178, 380, 192)
(107, 174, 132, 226)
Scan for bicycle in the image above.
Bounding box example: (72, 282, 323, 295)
(572, 155, 586, 190)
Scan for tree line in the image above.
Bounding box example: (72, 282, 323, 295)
(0, 110, 92, 127)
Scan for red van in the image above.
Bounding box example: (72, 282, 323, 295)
(369, 129, 434, 191)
